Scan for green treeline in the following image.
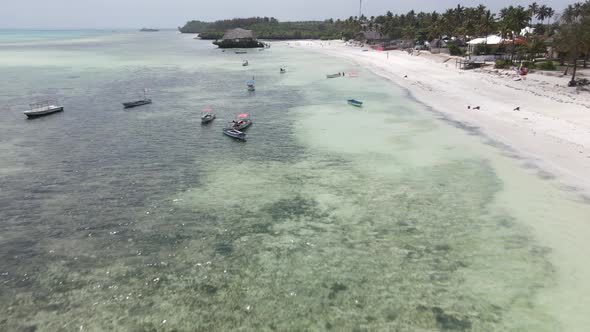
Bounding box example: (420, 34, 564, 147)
(178, 17, 357, 40)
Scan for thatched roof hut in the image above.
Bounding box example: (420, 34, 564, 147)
(222, 28, 256, 41)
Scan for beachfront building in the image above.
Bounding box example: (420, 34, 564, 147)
(466, 35, 504, 55)
(213, 28, 265, 48)
(360, 30, 382, 44)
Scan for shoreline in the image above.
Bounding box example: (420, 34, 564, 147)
(290, 40, 590, 198)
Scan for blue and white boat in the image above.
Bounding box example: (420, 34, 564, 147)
(223, 128, 246, 141)
(347, 99, 363, 107)
(246, 79, 255, 91)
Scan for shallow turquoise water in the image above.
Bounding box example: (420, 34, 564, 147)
(1, 31, 590, 331)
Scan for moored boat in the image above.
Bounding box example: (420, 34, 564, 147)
(24, 100, 64, 118)
(235, 51, 247, 54)
(246, 79, 255, 91)
(201, 107, 216, 124)
(326, 73, 342, 79)
(223, 128, 246, 141)
(347, 99, 363, 107)
(231, 113, 252, 130)
(123, 89, 152, 108)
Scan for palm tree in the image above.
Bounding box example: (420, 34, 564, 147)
(555, 2, 590, 85)
(536, 5, 548, 25)
(529, 2, 539, 25)
(546, 7, 556, 25)
(479, 10, 496, 37)
(499, 5, 530, 39)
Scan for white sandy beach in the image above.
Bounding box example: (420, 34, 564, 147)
(292, 40, 590, 198)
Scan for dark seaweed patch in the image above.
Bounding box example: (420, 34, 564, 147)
(432, 307, 472, 330)
(264, 196, 325, 221)
(214, 243, 234, 255)
(199, 284, 219, 295)
(328, 282, 348, 299)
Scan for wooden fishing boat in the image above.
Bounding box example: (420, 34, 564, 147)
(24, 100, 64, 118)
(223, 128, 246, 141)
(326, 73, 342, 78)
(231, 113, 252, 130)
(201, 108, 216, 124)
(347, 99, 363, 107)
(123, 89, 151, 108)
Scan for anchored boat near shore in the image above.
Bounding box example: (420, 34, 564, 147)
(123, 89, 152, 108)
(231, 113, 252, 130)
(246, 79, 255, 91)
(223, 128, 246, 141)
(201, 107, 216, 124)
(347, 99, 363, 107)
(24, 100, 64, 118)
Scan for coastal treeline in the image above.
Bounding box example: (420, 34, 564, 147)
(179, 17, 344, 40)
(178, 4, 560, 42)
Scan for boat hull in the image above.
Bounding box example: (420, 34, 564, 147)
(201, 115, 216, 124)
(233, 120, 252, 130)
(347, 100, 363, 107)
(326, 74, 341, 78)
(123, 99, 152, 108)
(223, 128, 246, 141)
(24, 106, 64, 118)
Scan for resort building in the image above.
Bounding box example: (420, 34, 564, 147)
(213, 28, 265, 48)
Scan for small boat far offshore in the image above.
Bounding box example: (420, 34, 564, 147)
(326, 73, 342, 79)
(24, 100, 64, 118)
(123, 89, 152, 108)
(223, 128, 246, 141)
(242, 60, 249, 66)
(347, 99, 363, 107)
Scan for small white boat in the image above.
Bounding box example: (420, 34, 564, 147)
(201, 107, 216, 124)
(242, 60, 249, 66)
(24, 100, 64, 118)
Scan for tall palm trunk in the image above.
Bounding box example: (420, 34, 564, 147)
(570, 58, 578, 86)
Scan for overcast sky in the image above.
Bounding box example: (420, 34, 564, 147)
(0, 0, 577, 29)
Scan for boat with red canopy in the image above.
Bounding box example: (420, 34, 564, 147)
(231, 113, 252, 130)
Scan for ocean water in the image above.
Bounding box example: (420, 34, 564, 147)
(1, 31, 590, 331)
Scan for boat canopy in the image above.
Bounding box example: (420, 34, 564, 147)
(237, 113, 249, 118)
